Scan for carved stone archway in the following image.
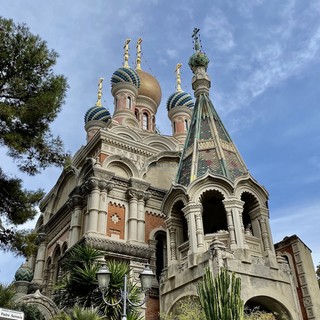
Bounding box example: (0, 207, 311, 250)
(16, 290, 60, 320)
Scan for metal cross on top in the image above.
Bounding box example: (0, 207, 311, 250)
(192, 27, 200, 52)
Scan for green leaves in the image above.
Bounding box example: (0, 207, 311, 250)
(0, 16, 68, 175)
(0, 16, 68, 255)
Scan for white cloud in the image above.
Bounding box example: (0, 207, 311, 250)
(202, 8, 235, 52)
(270, 200, 320, 267)
(166, 48, 178, 59)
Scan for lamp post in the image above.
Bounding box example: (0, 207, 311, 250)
(96, 264, 155, 320)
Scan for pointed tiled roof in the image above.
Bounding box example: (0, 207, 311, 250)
(175, 30, 248, 186)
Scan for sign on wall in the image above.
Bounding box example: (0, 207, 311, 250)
(0, 308, 24, 320)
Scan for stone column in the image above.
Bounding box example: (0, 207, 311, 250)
(127, 189, 138, 242)
(169, 227, 177, 262)
(97, 181, 114, 236)
(223, 199, 245, 249)
(137, 192, 150, 243)
(259, 217, 270, 251)
(86, 178, 100, 236)
(182, 204, 200, 254)
(33, 233, 47, 284)
(69, 195, 83, 246)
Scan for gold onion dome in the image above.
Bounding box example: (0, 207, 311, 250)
(136, 69, 162, 106)
(135, 37, 161, 106)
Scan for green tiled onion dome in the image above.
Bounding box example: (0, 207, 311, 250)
(111, 67, 140, 88)
(84, 106, 111, 124)
(14, 263, 33, 282)
(188, 51, 210, 72)
(167, 91, 194, 111)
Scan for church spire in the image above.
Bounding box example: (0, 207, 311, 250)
(175, 29, 248, 186)
(136, 38, 142, 70)
(96, 78, 104, 107)
(123, 38, 131, 68)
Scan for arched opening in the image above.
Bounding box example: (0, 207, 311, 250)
(170, 201, 188, 262)
(241, 192, 259, 237)
(52, 246, 61, 287)
(142, 112, 149, 130)
(184, 119, 189, 131)
(135, 109, 139, 120)
(155, 231, 167, 282)
(61, 242, 68, 255)
(201, 190, 227, 234)
(245, 296, 291, 320)
(126, 96, 132, 109)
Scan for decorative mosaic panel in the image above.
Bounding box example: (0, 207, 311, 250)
(224, 150, 245, 180)
(178, 155, 192, 186)
(198, 149, 223, 177)
(186, 121, 196, 149)
(215, 118, 229, 141)
(200, 117, 213, 140)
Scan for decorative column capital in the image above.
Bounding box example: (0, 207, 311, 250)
(36, 233, 47, 245)
(68, 195, 83, 209)
(99, 181, 114, 192)
(127, 188, 150, 202)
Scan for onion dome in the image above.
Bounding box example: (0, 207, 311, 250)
(136, 69, 162, 106)
(84, 78, 111, 125)
(188, 51, 210, 73)
(188, 28, 210, 73)
(84, 106, 111, 124)
(14, 263, 33, 282)
(167, 91, 194, 111)
(111, 67, 140, 88)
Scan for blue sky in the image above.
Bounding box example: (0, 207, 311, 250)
(1, 0, 320, 282)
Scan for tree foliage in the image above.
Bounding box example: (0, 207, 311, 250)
(316, 263, 320, 288)
(160, 295, 204, 320)
(52, 306, 104, 320)
(0, 283, 45, 320)
(54, 244, 143, 320)
(0, 16, 68, 255)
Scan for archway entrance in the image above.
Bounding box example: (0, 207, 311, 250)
(245, 296, 291, 319)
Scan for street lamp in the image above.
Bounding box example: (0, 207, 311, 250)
(96, 264, 155, 320)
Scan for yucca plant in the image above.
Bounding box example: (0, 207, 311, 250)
(197, 267, 244, 320)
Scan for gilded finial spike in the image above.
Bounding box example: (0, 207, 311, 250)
(136, 37, 142, 70)
(175, 63, 182, 92)
(96, 78, 104, 107)
(123, 38, 131, 68)
(192, 27, 201, 52)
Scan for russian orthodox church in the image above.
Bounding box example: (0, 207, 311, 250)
(13, 30, 320, 320)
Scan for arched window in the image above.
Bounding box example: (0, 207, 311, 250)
(135, 109, 139, 120)
(143, 113, 149, 130)
(155, 231, 167, 281)
(201, 190, 227, 234)
(184, 119, 189, 131)
(126, 96, 132, 109)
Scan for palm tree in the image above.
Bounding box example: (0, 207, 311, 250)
(54, 244, 103, 308)
(54, 244, 143, 320)
(52, 306, 104, 320)
(0, 283, 15, 308)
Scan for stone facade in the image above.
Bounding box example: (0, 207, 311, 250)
(21, 36, 320, 320)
